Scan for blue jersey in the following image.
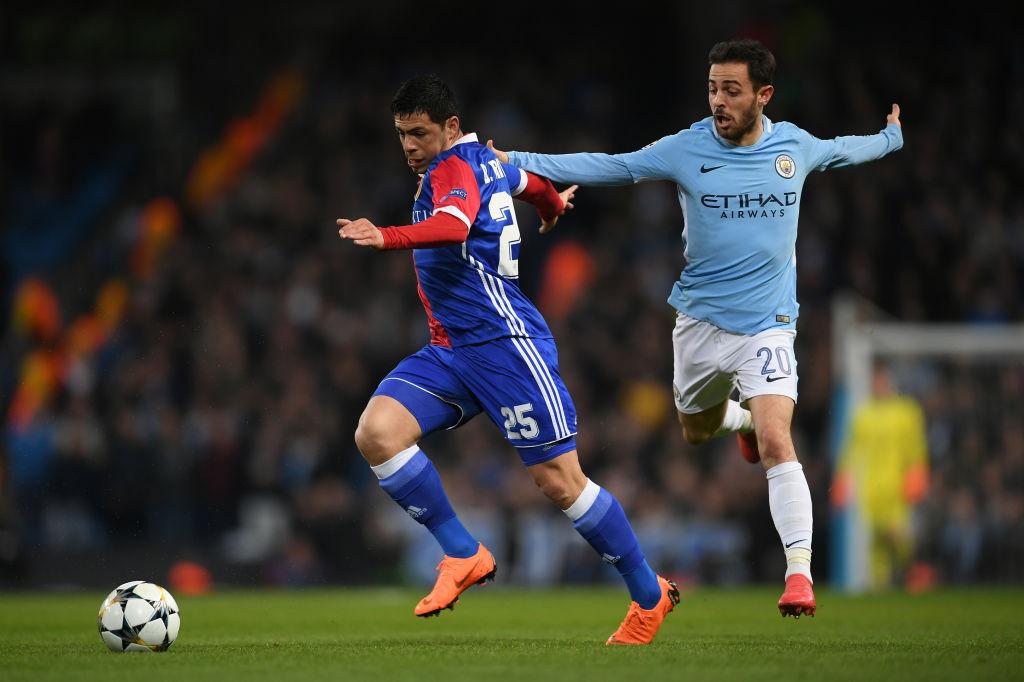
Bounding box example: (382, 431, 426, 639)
(509, 117, 903, 334)
(412, 133, 553, 347)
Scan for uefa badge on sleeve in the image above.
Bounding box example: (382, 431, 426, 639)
(775, 154, 796, 179)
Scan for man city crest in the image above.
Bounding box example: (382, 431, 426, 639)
(775, 154, 796, 178)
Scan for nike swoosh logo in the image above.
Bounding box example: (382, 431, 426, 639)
(785, 539, 807, 548)
(455, 561, 480, 588)
(765, 375, 787, 382)
(700, 164, 726, 173)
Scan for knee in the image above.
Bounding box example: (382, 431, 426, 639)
(353, 416, 383, 462)
(757, 426, 796, 466)
(355, 410, 410, 465)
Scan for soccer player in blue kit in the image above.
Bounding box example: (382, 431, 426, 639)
(337, 75, 678, 644)
(490, 39, 904, 617)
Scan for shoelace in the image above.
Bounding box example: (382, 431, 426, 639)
(434, 557, 466, 582)
(420, 560, 461, 605)
(617, 603, 653, 635)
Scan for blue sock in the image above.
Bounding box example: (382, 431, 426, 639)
(374, 447, 478, 559)
(431, 517, 478, 558)
(568, 481, 662, 609)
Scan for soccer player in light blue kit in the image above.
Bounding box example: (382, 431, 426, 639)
(490, 39, 904, 617)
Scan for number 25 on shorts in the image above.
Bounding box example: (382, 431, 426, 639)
(501, 403, 539, 440)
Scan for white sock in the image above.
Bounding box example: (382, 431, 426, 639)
(370, 445, 419, 479)
(713, 400, 753, 437)
(766, 461, 813, 582)
(563, 479, 600, 519)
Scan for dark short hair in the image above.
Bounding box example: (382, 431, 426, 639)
(390, 74, 460, 125)
(708, 39, 776, 89)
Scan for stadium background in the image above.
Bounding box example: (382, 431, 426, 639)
(1, 3, 1021, 592)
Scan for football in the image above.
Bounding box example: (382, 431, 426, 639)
(97, 581, 180, 652)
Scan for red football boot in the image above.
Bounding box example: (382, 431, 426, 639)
(737, 431, 760, 464)
(778, 574, 816, 618)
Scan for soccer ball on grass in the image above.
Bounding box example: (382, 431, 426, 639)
(97, 580, 180, 652)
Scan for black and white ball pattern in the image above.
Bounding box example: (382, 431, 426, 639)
(98, 580, 180, 652)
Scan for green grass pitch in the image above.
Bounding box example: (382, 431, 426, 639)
(2, 587, 1022, 681)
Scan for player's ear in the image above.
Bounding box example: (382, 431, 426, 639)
(444, 115, 461, 143)
(757, 84, 775, 107)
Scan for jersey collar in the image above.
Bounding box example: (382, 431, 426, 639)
(426, 133, 479, 175)
(452, 132, 478, 146)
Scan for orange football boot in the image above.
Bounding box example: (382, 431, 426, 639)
(778, 574, 816, 618)
(606, 576, 680, 645)
(415, 543, 496, 617)
(737, 431, 760, 464)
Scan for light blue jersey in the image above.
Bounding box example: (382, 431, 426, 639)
(508, 116, 903, 334)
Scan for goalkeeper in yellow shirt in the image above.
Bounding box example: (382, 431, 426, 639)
(836, 364, 929, 589)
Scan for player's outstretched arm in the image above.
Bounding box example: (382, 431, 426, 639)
(339, 213, 469, 251)
(487, 139, 673, 187)
(808, 103, 903, 172)
(337, 218, 384, 249)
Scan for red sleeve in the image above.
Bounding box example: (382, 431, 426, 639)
(516, 172, 564, 221)
(429, 156, 481, 228)
(380, 212, 469, 250)
(380, 156, 481, 250)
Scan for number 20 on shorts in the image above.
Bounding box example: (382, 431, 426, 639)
(757, 346, 793, 376)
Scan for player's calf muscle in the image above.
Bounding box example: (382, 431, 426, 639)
(534, 478, 578, 509)
(528, 452, 588, 510)
(677, 402, 727, 444)
(680, 422, 714, 445)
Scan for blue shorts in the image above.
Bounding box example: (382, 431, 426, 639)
(373, 337, 578, 466)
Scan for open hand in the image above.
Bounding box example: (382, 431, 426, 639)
(540, 184, 578, 234)
(486, 139, 509, 164)
(337, 218, 384, 249)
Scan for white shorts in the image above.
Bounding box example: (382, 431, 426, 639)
(671, 312, 799, 414)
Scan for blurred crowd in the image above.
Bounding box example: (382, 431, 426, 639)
(2, 5, 1021, 588)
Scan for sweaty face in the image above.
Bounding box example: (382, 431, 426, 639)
(708, 62, 764, 144)
(394, 112, 449, 174)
